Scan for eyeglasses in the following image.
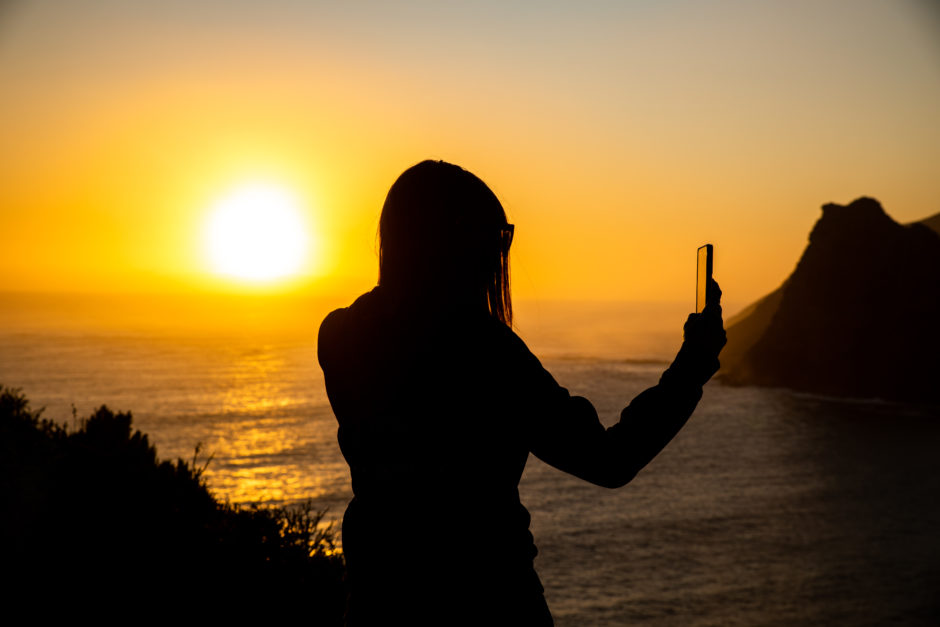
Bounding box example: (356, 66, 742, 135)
(501, 223, 515, 249)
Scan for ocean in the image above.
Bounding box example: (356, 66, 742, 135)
(1, 293, 938, 625)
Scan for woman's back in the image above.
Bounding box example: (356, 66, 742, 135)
(319, 286, 554, 623)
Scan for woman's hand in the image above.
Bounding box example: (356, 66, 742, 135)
(666, 278, 727, 386)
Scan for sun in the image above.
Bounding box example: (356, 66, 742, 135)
(205, 183, 310, 282)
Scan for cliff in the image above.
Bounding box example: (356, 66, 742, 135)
(721, 197, 940, 403)
(919, 211, 940, 236)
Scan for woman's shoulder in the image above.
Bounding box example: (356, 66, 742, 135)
(478, 318, 549, 377)
(318, 287, 541, 370)
(318, 287, 383, 366)
(320, 287, 383, 325)
(490, 319, 530, 352)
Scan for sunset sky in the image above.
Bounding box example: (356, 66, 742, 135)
(1, 0, 938, 310)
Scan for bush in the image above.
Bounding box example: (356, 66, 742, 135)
(0, 386, 346, 622)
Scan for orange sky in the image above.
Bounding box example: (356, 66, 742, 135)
(1, 1, 938, 311)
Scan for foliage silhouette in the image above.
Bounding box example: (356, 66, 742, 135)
(1, 385, 345, 621)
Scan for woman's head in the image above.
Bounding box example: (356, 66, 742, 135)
(378, 160, 513, 326)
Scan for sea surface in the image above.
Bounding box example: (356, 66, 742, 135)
(1, 294, 938, 625)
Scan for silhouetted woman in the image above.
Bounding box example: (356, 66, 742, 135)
(318, 160, 726, 625)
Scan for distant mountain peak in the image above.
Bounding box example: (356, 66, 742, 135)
(822, 196, 885, 215)
(721, 197, 940, 403)
(809, 197, 899, 248)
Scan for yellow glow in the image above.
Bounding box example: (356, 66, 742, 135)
(1, 3, 938, 307)
(205, 183, 310, 282)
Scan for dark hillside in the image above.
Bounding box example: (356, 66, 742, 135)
(918, 211, 940, 236)
(721, 198, 940, 403)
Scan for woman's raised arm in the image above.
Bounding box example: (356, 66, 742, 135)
(519, 280, 726, 488)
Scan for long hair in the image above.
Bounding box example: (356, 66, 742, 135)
(378, 160, 512, 326)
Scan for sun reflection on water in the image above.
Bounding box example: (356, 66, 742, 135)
(178, 342, 350, 513)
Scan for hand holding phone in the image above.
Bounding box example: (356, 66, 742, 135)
(664, 244, 727, 386)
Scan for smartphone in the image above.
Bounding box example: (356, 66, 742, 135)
(696, 244, 713, 314)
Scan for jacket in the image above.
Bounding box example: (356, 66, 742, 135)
(318, 286, 704, 624)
